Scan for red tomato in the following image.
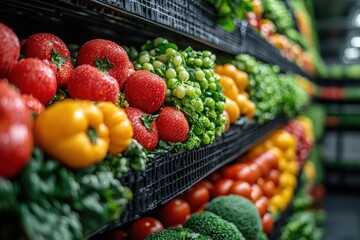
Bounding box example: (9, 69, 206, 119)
(237, 166, 258, 184)
(262, 213, 274, 234)
(263, 181, 276, 198)
(249, 164, 262, 179)
(223, 163, 247, 180)
(128, 217, 163, 240)
(212, 178, 234, 197)
(256, 177, 266, 192)
(228, 180, 252, 200)
(266, 169, 280, 186)
(207, 171, 222, 183)
(253, 158, 270, 176)
(183, 183, 210, 211)
(198, 179, 213, 193)
(255, 196, 268, 217)
(193, 203, 207, 213)
(158, 197, 191, 227)
(251, 184, 263, 202)
(99, 230, 128, 240)
(265, 150, 278, 169)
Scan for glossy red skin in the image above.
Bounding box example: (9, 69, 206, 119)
(183, 183, 211, 212)
(8, 58, 57, 105)
(23, 33, 74, 87)
(223, 163, 247, 180)
(76, 39, 134, 89)
(263, 180, 276, 198)
(21, 94, 45, 114)
(158, 197, 191, 227)
(67, 65, 119, 103)
(255, 196, 268, 217)
(212, 178, 234, 197)
(0, 80, 33, 178)
(251, 184, 263, 202)
(125, 70, 166, 113)
(156, 106, 189, 143)
(125, 107, 159, 150)
(0, 23, 20, 78)
(262, 213, 274, 234)
(128, 217, 164, 240)
(228, 180, 252, 200)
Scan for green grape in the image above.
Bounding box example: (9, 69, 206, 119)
(166, 48, 176, 56)
(138, 54, 150, 64)
(196, 70, 205, 81)
(153, 60, 164, 69)
(172, 55, 182, 67)
(142, 63, 153, 71)
(167, 78, 178, 89)
(166, 68, 177, 79)
(179, 70, 190, 81)
(194, 58, 203, 67)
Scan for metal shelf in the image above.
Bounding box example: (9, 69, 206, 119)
(0, 0, 312, 79)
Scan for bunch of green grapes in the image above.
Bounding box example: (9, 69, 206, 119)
(133, 38, 226, 150)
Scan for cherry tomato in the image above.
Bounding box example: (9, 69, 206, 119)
(228, 180, 252, 200)
(249, 164, 262, 180)
(212, 178, 234, 197)
(158, 197, 191, 227)
(256, 177, 266, 192)
(251, 184, 263, 202)
(237, 166, 258, 184)
(128, 217, 163, 240)
(263, 180, 276, 198)
(253, 158, 270, 176)
(223, 163, 247, 180)
(266, 169, 280, 186)
(207, 171, 222, 183)
(183, 183, 210, 211)
(255, 196, 268, 217)
(262, 213, 274, 234)
(99, 230, 128, 240)
(198, 179, 213, 193)
(193, 203, 207, 213)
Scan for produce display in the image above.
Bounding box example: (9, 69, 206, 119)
(105, 117, 315, 239)
(0, 0, 318, 236)
(229, 54, 309, 123)
(317, 86, 360, 101)
(206, 0, 319, 74)
(132, 38, 226, 152)
(279, 158, 325, 240)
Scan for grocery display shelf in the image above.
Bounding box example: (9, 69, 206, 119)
(315, 78, 360, 86)
(314, 98, 360, 104)
(0, 0, 312, 79)
(89, 115, 288, 238)
(268, 162, 305, 240)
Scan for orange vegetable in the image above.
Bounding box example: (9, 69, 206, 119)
(225, 97, 240, 123)
(219, 75, 239, 101)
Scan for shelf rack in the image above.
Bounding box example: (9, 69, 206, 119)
(89, 115, 288, 237)
(0, 0, 312, 79)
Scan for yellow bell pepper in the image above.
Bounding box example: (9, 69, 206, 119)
(96, 102, 133, 155)
(34, 99, 110, 169)
(225, 97, 240, 123)
(219, 75, 239, 101)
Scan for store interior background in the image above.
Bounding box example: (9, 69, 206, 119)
(314, 0, 360, 239)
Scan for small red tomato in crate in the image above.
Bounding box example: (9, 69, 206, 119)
(156, 106, 189, 143)
(125, 107, 159, 151)
(0, 81, 33, 178)
(125, 70, 166, 114)
(77, 39, 134, 90)
(67, 65, 120, 103)
(0, 22, 20, 78)
(183, 182, 211, 212)
(128, 217, 163, 240)
(158, 197, 191, 227)
(212, 178, 234, 197)
(8, 58, 57, 105)
(228, 180, 252, 200)
(22, 33, 74, 87)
